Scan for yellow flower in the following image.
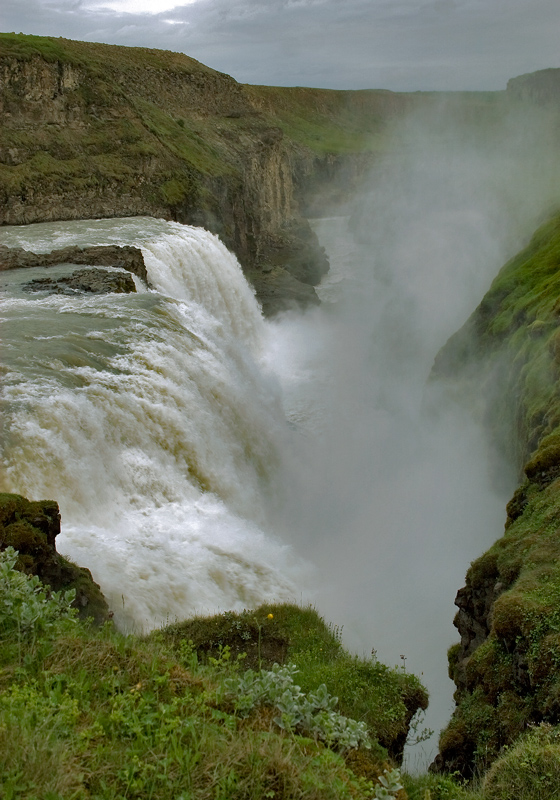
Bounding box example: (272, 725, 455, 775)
(267, 613, 274, 620)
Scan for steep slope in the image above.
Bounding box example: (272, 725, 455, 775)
(0, 33, 404, 312)
(0, 33, 509, 313)
(432, 212, 560, 777)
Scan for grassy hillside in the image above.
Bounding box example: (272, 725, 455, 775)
(0, 32, 398, 156)
(0, 32, 394, 216)
(0, 538, 431, 799)
(432, 212, 560, 785)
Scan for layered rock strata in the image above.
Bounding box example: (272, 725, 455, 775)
(0, 34, 422, 312)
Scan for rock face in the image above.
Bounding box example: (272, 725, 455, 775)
(507, 68, 560, 105)
(0, 493, 109, 623)
(432, 212, 560, 779)
(0, 34, 418, 313)
(23, 267, 137, 295)
(0, 243, 149, 283)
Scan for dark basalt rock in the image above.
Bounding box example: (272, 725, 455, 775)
(23, 267, 137, 295)
(0, 243, 149, 284)
(0, 493, 109, 624)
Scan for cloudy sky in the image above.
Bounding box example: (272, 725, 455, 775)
(3, 0, 560, 91)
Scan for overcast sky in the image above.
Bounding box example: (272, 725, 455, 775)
(3, 0, 560, 91)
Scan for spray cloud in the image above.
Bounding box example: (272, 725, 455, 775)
(264, 96, 560, 762)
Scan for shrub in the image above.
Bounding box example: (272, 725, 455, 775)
(224, 662, 371, 751)
(0, 546, 76, 647)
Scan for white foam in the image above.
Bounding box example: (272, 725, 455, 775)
(0, 218, 298, 631)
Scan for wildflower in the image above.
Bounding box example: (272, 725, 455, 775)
(267, 613, 274, 620)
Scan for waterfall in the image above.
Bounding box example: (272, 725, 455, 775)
(0, 218, 298, 632)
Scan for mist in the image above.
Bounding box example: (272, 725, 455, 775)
(2, 86, 560, 769)
(262, 98, 560, 764)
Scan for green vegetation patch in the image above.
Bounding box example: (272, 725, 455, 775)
(434, 210, 560, 778)
(130, 97, 235, 177)
(245, 85, 393, 154)
(482, 723, 560, 800)
(0, 32, 80, 64)
(162, 603, 428, 761)
(0, 32, 216, 75)
(0, 550, 416, 799)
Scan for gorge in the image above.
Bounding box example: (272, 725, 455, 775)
(4, 32, 560, 796)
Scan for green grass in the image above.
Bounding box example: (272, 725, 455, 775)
(434, 210, 560, 778)
(402, 771, 486, 800)
(161, 603, 428, 762)
(0, 548, 429, 799)
(245, 85, 395, 154)
(129, 97, 234, 177)
(482, 724, 560, 800)
(0, 32, 216, 74)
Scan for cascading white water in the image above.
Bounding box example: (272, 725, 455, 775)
(3, 108, 559, 764)
(0, 218, 299, 632)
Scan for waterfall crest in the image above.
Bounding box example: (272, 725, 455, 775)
(0, 218, 296, 632)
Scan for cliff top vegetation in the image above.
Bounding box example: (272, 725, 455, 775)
(431, 209, 560, 787)
(0, 532, 431, 799)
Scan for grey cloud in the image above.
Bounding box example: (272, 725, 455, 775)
(3, 0, 560, 90)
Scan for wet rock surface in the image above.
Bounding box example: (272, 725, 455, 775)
(23, 266, 137, 295)
(0, 243, 149, 283)
(250, 265, 320, 316)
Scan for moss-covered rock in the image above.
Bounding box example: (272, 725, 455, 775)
(482, 723, 560, 800)
(0, 493, 108, 623)
(432, 211, 560, 778)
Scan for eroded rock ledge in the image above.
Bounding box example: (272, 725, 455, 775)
(0, 243, 149, 283)
(0, 493, 109, 624)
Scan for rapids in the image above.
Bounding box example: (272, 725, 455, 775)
(0, 218, 299, 631)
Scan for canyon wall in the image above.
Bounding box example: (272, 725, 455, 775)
(432, 208, 560, 778)
(0, 33, 418, 312)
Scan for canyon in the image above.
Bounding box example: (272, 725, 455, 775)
(4, 31, 560, 789)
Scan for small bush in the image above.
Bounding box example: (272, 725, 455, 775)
(224, 663, 371, 751)
(0, 546, 77, 646)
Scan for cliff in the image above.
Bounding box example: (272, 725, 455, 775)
(0, 492, 108, 623)
(507, 68, 560, 105)
(0, 32, 417, 313)
(0, 34, 510, 314)
(432, 211, 560, 778)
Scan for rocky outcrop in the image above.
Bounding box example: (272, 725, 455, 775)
(23, 267, 137, 295)
(0, 243, 149, 281)
(0, 493, 109, 623)
(432, 212, 560, 778)
(248, 265, 321, 316)
(507, 68, 560, 105)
